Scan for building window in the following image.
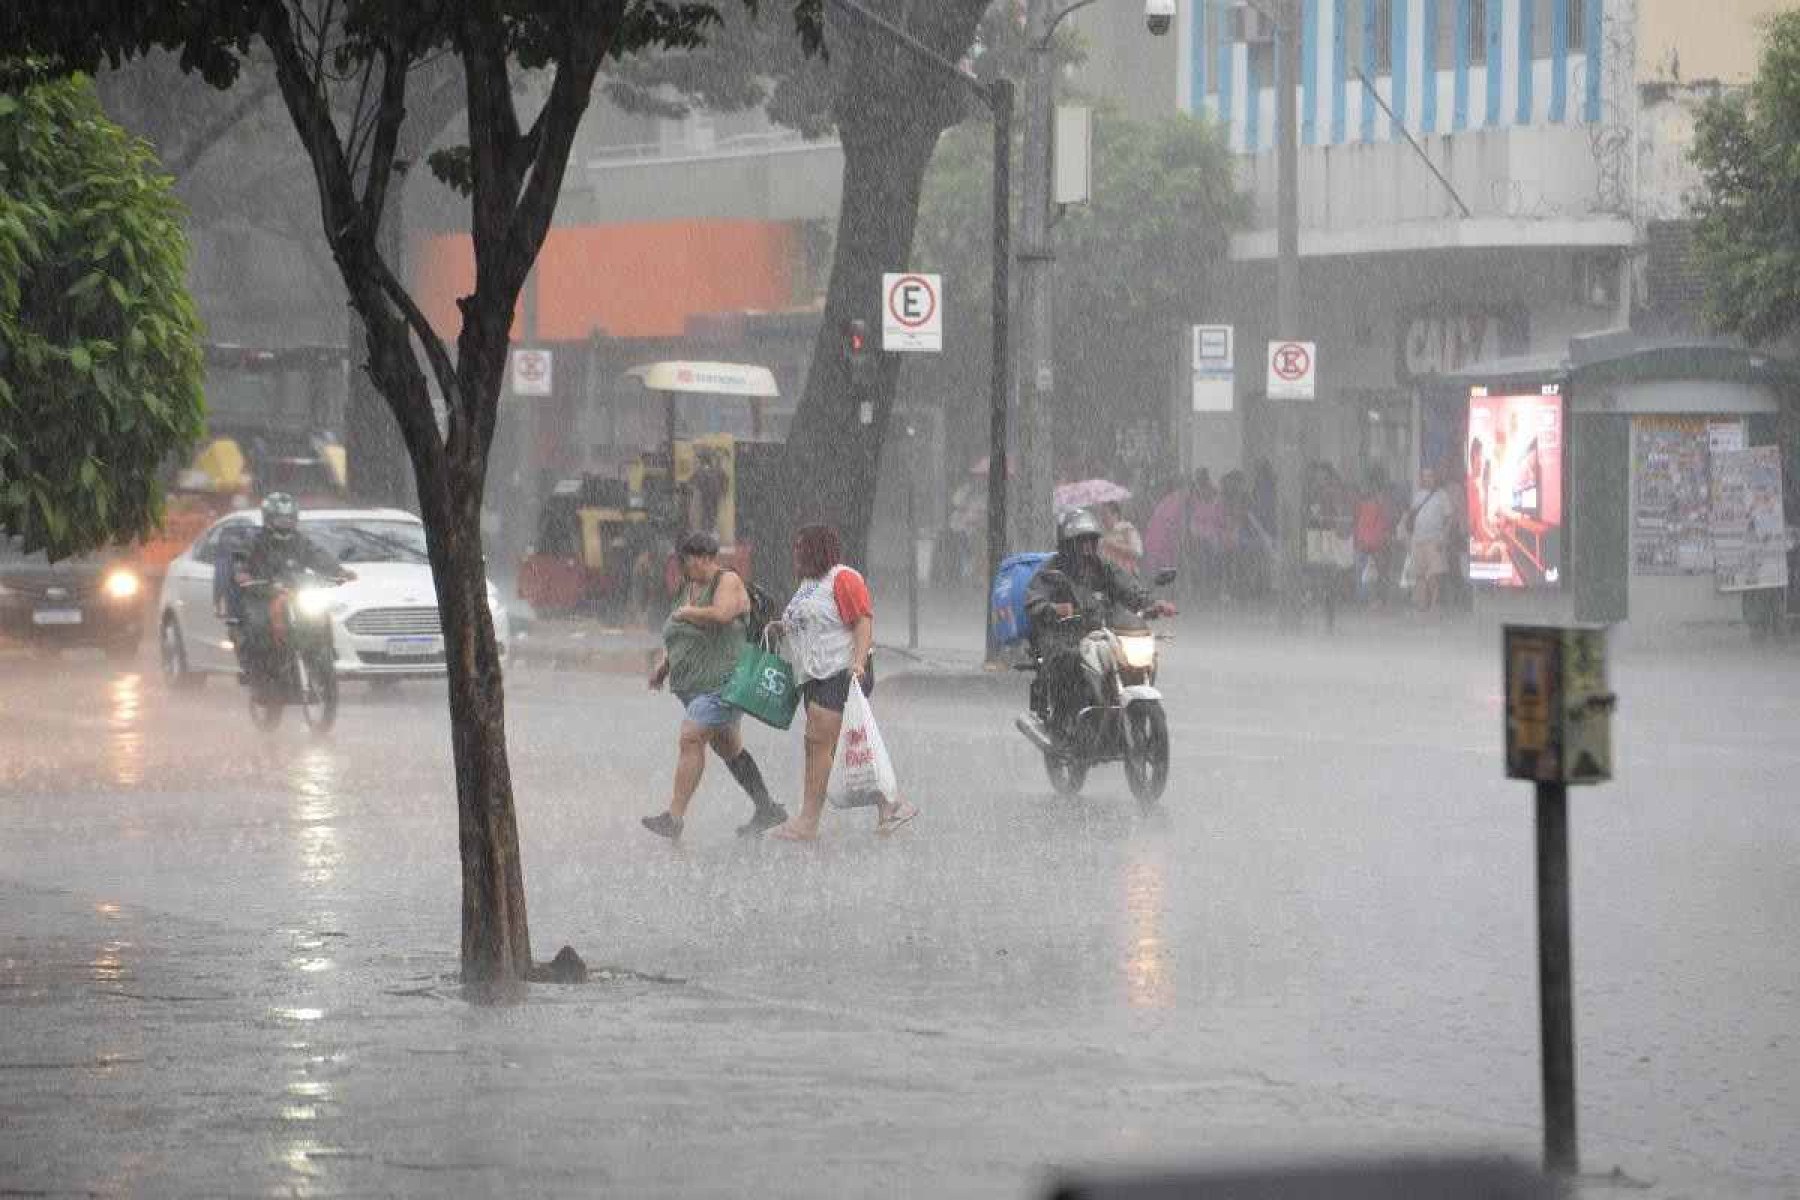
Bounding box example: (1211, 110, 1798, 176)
(1372, 0, 1393, 74)
(1533, 0, 1551, 58)
(1204, 1, 1219, 95)
(1436, 0, 1456, 67)
(1567, 0, 1587, 52)
(1468, 0, 1488, 65)
(1343, 0, 1363, 80)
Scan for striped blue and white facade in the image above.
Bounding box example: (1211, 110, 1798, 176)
(1177, 0, 1606, 154)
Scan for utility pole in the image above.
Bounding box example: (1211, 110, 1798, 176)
(1017, 0, 1057, 553)
(1273, 0, 1305, 626)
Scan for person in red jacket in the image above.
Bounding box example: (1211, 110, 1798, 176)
(1352, 470, 1397, 606)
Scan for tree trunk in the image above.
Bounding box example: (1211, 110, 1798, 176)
(358, 291, 530, 984)
(779, 123, 941, 569)
(426, 465, 529, 983)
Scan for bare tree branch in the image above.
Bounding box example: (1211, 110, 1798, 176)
(164, 77, 278, 178)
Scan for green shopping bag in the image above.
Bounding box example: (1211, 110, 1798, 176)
(720, 639, 800, 729)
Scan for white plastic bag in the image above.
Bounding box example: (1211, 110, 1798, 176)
(826, 678, 898, 810)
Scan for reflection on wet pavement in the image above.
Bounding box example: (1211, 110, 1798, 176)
(1122, 851, 1173, 1011)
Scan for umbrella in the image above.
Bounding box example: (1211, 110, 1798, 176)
(1055, 478, 1132, 509)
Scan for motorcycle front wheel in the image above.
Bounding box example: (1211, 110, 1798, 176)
(248, 679, 284, 731)
(296, 647, 338, 734)
(1044, 753, 1088, 796)
(1121, 701, 1170, 808)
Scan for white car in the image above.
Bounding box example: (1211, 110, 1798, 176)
(156, 507, 510, 688)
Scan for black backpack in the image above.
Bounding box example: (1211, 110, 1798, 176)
(734, 572, 780, 644)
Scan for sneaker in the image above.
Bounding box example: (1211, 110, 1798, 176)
(640, 812, 682, 840)
(736, 804, 789, 838)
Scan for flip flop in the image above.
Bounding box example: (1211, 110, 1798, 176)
(768, 823, 819, 843)
(876, 803, 918, 836)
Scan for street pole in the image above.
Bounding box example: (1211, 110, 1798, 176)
(1536, 780, 1580, 1174)
(1273, 0, 1306, 627)
(906, 425, 921, 651)
(987, 77, 1014, 663)
(1017, 0, 1057, 553)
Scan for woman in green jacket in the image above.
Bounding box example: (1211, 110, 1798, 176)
(640, 532, 787, 840)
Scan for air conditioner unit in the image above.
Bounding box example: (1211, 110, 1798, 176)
(1226, 3, 1278, 44)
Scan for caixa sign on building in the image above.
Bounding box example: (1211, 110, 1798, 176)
(1396, 308, 1528, 384)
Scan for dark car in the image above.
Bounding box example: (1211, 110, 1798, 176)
(0, 535, 148, 661)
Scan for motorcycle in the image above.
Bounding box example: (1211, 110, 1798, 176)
(234, 571, 342, 733)
(1013, 567, 1176, 808)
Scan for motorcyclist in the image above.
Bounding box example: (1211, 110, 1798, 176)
(230, 493, 352, 678)
(1025, 508, 1174, 737)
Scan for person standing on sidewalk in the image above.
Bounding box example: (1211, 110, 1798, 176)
(767, 524, 917, 843)
(1403, 467, 1454, 614)
(640, 532, 787, 840)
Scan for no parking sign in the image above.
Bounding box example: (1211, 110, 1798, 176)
(881, 273, 942, 352)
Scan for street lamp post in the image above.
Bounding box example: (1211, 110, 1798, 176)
(1235, 0, 1305, 625)
(1017, 0, 1171, 553)
(1017, 0, 1058, 554)
(1274, 0, 1305, 626)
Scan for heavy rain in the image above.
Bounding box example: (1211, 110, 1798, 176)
(2, 2, 1798, 1198)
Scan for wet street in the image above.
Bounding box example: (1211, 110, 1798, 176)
(3, 621, 1798, 1197)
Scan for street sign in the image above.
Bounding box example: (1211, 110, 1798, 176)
(1266, 339, 1316, 400)
(510, 348, 552, 396)
(1053, 105, 1091, 206)
(1191, 323, 1233, 412)
(1504, 625, 1614, 785)
(882, 272, 942, 352)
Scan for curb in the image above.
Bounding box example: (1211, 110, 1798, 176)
(509, 640, 658, 676)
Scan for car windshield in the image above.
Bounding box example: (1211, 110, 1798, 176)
(301, 519, 429, 565)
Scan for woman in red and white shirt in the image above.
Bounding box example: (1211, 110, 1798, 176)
(768, 524, 917, 841)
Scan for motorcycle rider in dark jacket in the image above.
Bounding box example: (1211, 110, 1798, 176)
(1025, 509, 1172, 737)
(230, 492, 352, 677)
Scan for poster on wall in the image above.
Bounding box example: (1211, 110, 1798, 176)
(1466, 387, 1565, 588)
(1711, 446, 1789, 593)
(1631, 418, 1721, 575)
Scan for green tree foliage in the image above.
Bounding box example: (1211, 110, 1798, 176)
(1691, 10, 1800, 345)
(913, 106, 1245, 469)
(0, 74, 205, 559)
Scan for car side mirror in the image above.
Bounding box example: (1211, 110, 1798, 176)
(1154, 568, 1177, 586)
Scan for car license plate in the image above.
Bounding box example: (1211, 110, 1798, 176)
(385, 635, 442, 657)
(32, 609, 83, 626)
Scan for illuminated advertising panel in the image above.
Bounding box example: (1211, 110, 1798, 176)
(1466, 387, 1565, 588)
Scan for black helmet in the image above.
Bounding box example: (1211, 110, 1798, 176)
(261, 492, 300, 539)
(1056, 507, 1102, 546)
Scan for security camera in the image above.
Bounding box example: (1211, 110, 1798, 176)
(1145, 0, 1175, 35)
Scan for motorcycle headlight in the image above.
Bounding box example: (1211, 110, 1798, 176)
(104, 570, 142, 601)
(1118, 633, 1158, 670)
(293, 587, 333, 619)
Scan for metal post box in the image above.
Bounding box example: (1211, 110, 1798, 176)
(1504, 625, 1615, 785)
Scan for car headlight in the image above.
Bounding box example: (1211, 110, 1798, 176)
(104, 570, 142, 601)
(1118, 633, 1158, 670)
(293, 587, 333, 619)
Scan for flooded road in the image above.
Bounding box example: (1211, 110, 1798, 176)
(2, 625, 1797, 1197)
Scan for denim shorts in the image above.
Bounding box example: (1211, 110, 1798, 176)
(678, 690, 741, 729)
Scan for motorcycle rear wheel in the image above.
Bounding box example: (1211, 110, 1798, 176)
(1122, 701, 1170, 808)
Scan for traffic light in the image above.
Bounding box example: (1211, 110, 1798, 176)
(844, 318, 869, 371)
